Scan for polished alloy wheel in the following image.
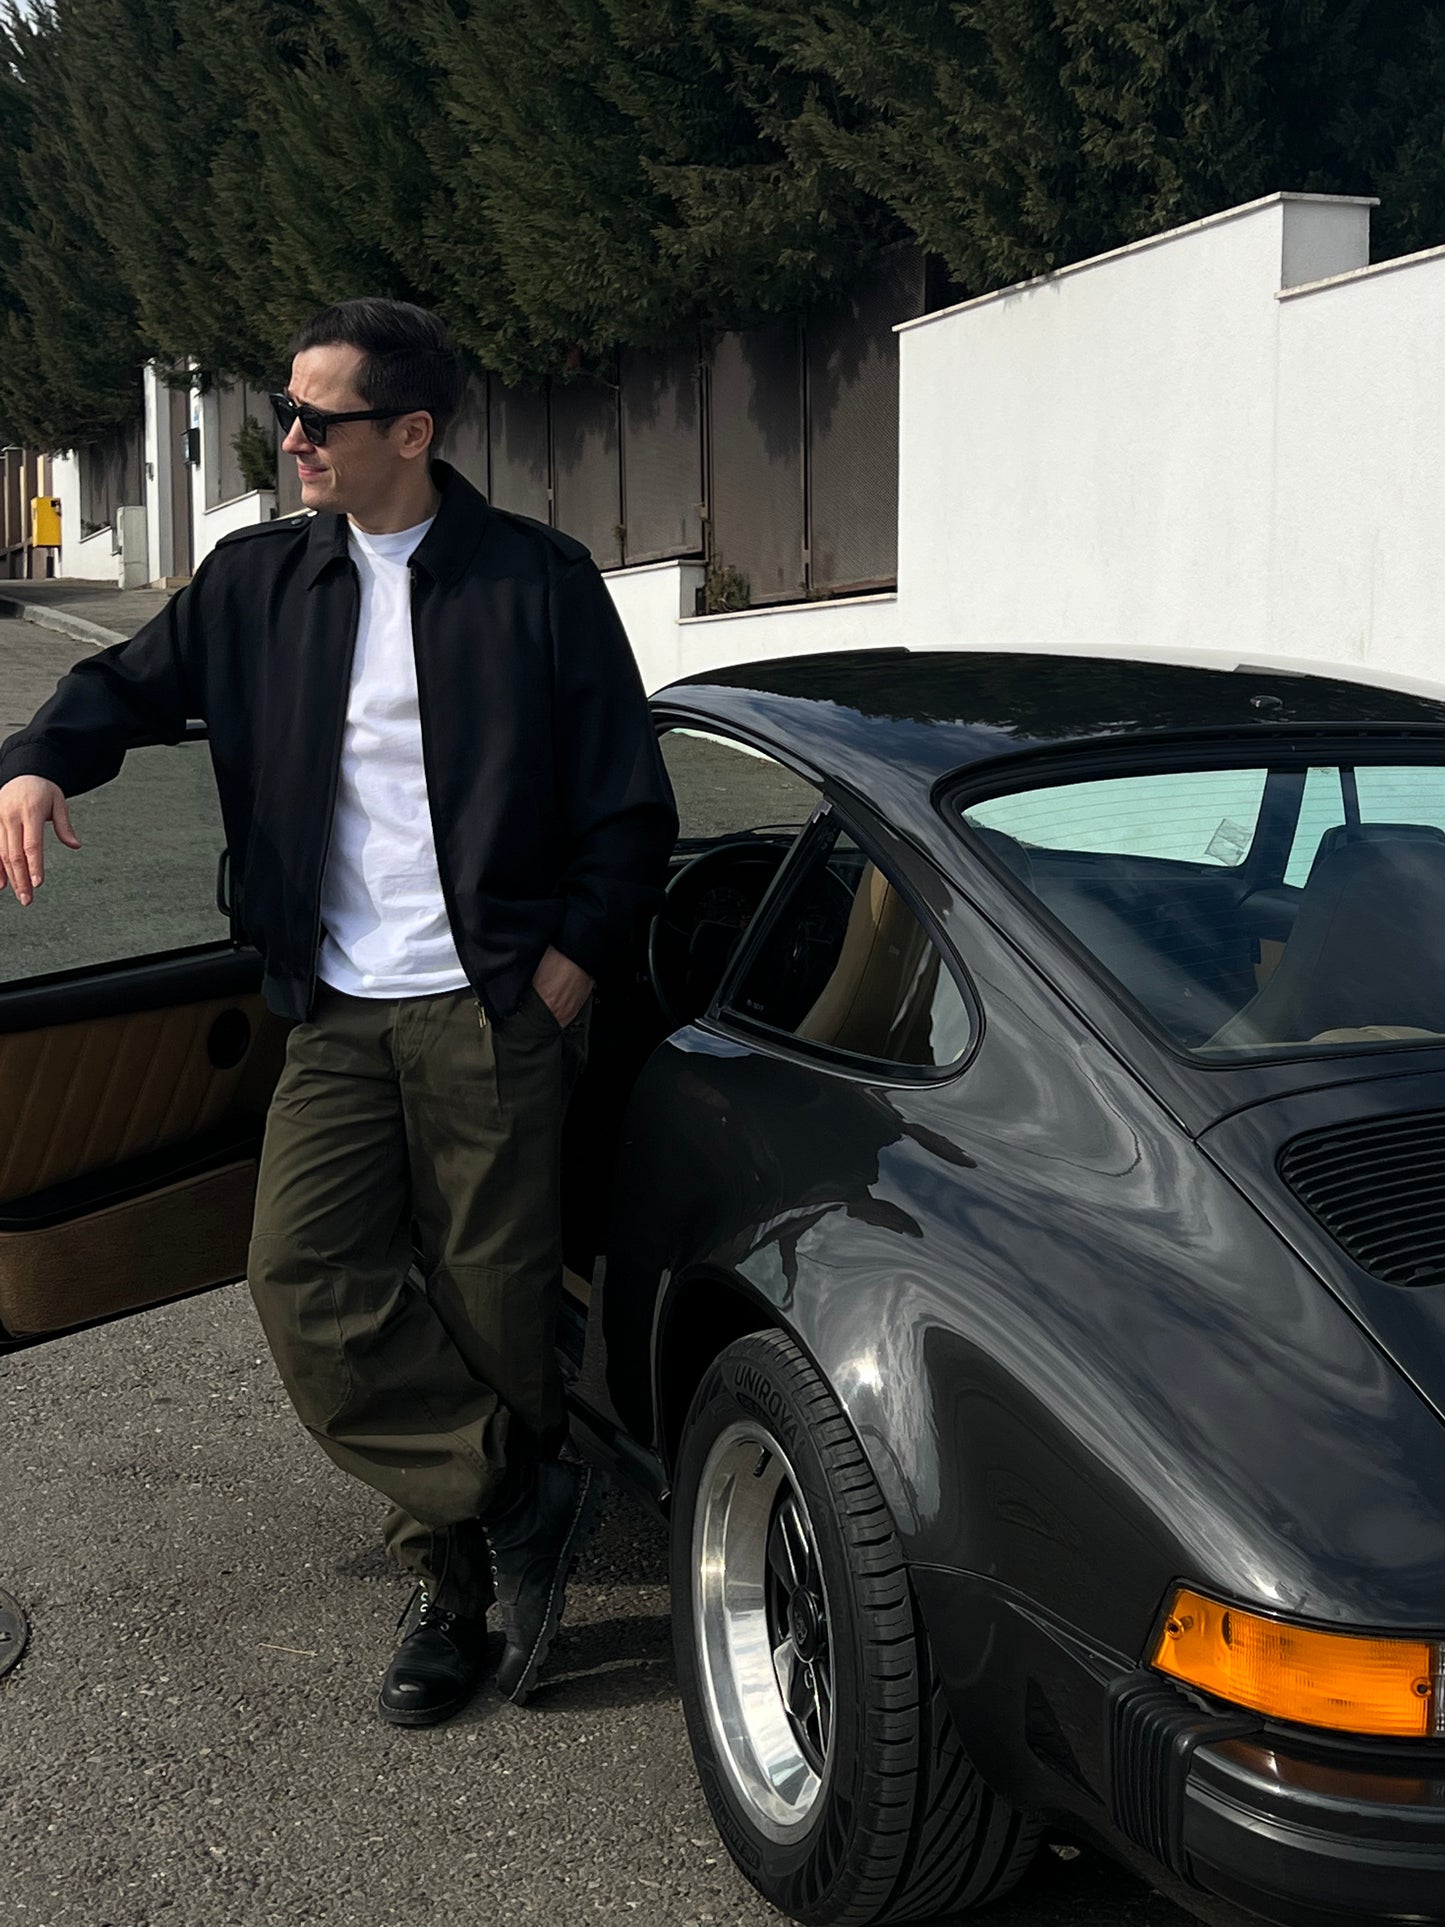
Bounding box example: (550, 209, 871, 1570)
(693, 1420, 834, 1840)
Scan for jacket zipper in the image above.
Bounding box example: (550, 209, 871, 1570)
(306, 557, 363, 1014)
(409, 563, 489, 1024)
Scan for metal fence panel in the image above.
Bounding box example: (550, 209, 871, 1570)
(488, 380, 551, 525)
(552, 376, 621, 568)
(708, 321, 805, 605)
(620, 343, 702, 564)
(444, 376, 489, 495)
(81, 417, 144, 535)
(806, 250, 922, 595)
(209, 380, 268, 508)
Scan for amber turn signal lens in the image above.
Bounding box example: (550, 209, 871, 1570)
(1151, 1587, 1441, 1738)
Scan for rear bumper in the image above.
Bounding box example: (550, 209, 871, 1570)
(1183, 1727, 1445, 1926)
(1110, 1672, 1445, 1926)
(909, 1568, 1445, 1927)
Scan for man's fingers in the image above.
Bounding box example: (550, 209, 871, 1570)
(0, 780, 77, 905)
(1, 835, 33, 903)
(51, 797, 80, 850)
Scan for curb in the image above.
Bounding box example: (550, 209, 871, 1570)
(0, 593, 124, 650)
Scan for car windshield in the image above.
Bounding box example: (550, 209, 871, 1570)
(956, 758, 1445, 1060)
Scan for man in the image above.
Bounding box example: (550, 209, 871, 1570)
(0, 299, 678, 1726)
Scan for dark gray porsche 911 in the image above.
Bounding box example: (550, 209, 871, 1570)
(7, 649, 1445, 1927)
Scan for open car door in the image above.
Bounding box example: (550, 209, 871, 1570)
(0, 729, 287, 1353)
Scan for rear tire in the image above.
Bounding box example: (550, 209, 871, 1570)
(671, 1329, 1040, 1925)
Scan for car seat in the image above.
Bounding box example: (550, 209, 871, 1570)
(797, 863, 941, 1062)
(1208, 835, 1445, 1049)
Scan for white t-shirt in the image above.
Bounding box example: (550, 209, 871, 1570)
(315, 516, 470, 998)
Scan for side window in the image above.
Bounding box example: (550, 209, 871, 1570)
(724, 828, 972, 1071)
(0, 741, 229, 985)
(652, 726, 823, 1027)
(660, 727, 820, 846)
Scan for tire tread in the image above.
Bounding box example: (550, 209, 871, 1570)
(684, 1330, 1039, 1926)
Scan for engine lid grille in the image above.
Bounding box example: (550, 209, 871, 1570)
(1279, 1108, 1445, 1287)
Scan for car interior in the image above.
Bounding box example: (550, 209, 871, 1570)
(959, 760, 1445, 1057)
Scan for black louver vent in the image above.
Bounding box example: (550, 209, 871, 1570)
(1279, 1109, 1445, 1287)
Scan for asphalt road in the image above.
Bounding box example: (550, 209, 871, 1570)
(0, 607, 1203, 1927)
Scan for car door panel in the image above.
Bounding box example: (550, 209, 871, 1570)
(0, 719, 299, 1347)
(0, 1148, 259, 1340)
(0, 909, 289, 1348)
(0, 988, 285, 1204)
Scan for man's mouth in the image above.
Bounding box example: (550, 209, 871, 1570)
(297, 461, 327, 481)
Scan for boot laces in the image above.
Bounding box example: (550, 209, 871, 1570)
(395, 1585, 459, 1636)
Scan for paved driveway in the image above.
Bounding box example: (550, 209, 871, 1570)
(1, 1286, 1200, 1927)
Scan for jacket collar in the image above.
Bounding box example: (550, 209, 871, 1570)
(302, 460, 491, 589)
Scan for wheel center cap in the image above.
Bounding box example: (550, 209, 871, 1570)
(789, 1589, 821, 1662)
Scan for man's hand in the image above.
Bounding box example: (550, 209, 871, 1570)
(531, 944, 593, 1026)
(0, 776, 80, 906)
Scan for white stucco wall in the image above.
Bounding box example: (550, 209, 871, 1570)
(51, 453, 117, 581)
(1271, 247, 1445, 682)
(602, 561, 705, 691)
(894, 192, 1372, 658)
(672, 593, 900, 680)
(187, 380, 275, 565)
(194, 488, 276, 561)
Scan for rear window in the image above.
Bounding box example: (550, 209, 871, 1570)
(957, 760, 1445, 1060)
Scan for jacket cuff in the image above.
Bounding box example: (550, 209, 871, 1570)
(0, 748, 71, 792)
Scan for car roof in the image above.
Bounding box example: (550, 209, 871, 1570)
(654, 649, 1445, 790)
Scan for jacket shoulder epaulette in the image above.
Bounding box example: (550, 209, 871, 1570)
(215, 511, 314, 548)
(487, 504, 591, 565)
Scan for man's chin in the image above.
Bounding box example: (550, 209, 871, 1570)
(297, 470, 333, 506)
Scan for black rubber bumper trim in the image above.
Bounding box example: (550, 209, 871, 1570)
(1184, 1735, 1445, 1926)
(1107, 1671, 1259, 1875)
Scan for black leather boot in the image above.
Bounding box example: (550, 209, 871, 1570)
(487, 1460, 604, 1704)
(378, 1589, 489, 1727)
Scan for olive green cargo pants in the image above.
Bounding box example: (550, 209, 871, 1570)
(247, 982, 589, 1615)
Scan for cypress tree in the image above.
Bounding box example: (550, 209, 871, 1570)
(708, 1, 1273, 290)
(0, 9, 144, 447)
(50, 0, 291, 383)
(235, 0, 470, 360)
(711, 1, 1445, 295)
(427, 0, 882, 378)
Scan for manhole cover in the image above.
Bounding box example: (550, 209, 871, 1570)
(0, 1589, 29, 1679)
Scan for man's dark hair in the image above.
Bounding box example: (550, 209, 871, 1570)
(289, 298, 466, 444)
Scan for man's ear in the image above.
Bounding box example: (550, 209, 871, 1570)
(398, 410, 434, 461)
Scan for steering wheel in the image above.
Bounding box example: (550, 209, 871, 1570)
(648, 839, 792, 1032)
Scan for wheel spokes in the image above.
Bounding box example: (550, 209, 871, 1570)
(772, 1633, 796, 1703)
(767, 1499, 807, 1595)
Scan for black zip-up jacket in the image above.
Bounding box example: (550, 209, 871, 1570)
(0, 462, 679, 1021)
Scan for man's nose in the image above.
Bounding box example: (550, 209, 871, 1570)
(281, 418, 314, 454)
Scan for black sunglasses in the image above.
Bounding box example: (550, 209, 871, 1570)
(269, 392, 427, 447)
